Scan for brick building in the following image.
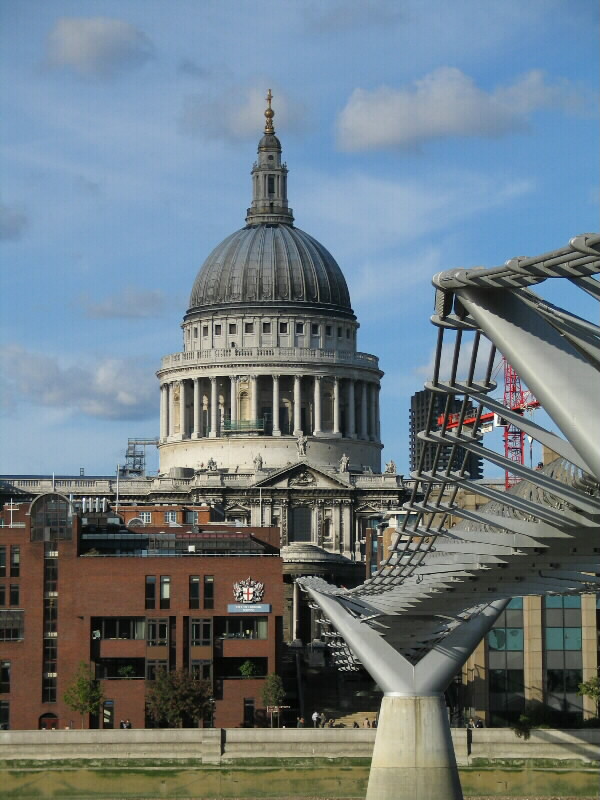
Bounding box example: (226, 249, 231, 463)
(0, 493, 284, 730)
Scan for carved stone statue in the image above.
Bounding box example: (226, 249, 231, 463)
(385, 459, 396, 474)
(207, 457, 218, 471)
(296, 434, 308, 457)
(339, 453, 350, 473)
(253, 453, 263, 471)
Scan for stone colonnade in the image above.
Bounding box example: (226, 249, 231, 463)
(159, 374, 380, 442)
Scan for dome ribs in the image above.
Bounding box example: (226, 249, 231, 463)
(187, 224, 353, 314)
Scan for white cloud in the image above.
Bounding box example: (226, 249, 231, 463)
(179, 85, 305, 141)
(0, 201, 29, 241)
(0, 346, 156, 420)
(80, 287, 168, 319)
(47, 17, 155, 79)
(297, 170, 533, 259)
(337, 68, 587, 151)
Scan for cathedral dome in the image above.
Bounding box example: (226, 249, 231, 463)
(187, 90, 353, 317)
(188, 223, 352, 313)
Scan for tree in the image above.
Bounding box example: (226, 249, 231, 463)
(63, 661, 104, 728)
(578, 675, 600, 708)
(239, 659, 259, 679)
(146, 667, 212, 728)
(261, 673, 286, 727)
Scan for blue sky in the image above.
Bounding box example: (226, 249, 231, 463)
(0, 0, 597, 476)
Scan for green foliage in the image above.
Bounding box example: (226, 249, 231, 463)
(117, 665, 136, 679)
(239, 659, 259, 679)
(510, 713, 532, 740)
(63, 661, 104, 727)
(145, 667, 212, 728)
(577, 675, 600, 705)
(261, 673, 285, 708)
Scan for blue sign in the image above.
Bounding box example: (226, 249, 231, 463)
(227, 603, 271, 613)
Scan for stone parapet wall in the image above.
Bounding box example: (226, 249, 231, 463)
(1, 728, 598, 766)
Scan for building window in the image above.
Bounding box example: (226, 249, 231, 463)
(189, 576, 200, 609)
(164, 511, 177, 524)
(0, 587, 5, 606)
(215, 616, 267, 640)
(145, 576, 156, 609)
(202, 325, 209, 337)
(214, 323, 222, 336)
(346, 328, 351, 339)
(31, 495, 72, 542)
(9, 547, 19, 578)
(279, 322, 288, 334)
(0, 661, 10, 693)
(191, 660, 212, 681)
(9, 586, 19, 607)
(146, 660, 167, 681)
(311, 323, 319, 336)
(0, 547, 6, 578)
(146, 618, 168, 647)
(92, 617, 145, 640)
(487, 598, 525, 726)
(262, 322, 271, 334)
(0, 700, 8, 730)
(244, 322, 254, 334)
(337, 326, 342, 338)
(193, 327, 198, 338)
(326, 325, 332, 336)
(160, 576, 171, 609)
(190, 618, 212, 646)
(267, 175, 275, 195)
(139, 511, 152, 524)
(0, 611, 24, 642)
(44, 559, 57, 593)
(229, 323, 236, 335)
(43, 598, 57, 636)
(203, 576, 214, 609)
(185, 511, 199, 524)
(296, 321, 304, 335)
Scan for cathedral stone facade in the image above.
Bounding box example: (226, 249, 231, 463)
(1, 94, 406, 562)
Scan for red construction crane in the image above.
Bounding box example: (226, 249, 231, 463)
(436, 357, 539, 489)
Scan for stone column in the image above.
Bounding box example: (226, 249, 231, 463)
(293, 375, 302, 435)
(230, 376, 238, 427)
(347, 380, 356, 439)
(375, 383, 381, 442)
(313, 376, 322, 435)
(192, 378, 201, 438)
(180, 379, 188, 438)
(342, 502, 352, 557)
(209, 377, 218, 438)
(333, 377, 340, 436)
(272, 375, 281, 436)
(333, 502, 341, 552)
(369, 383, 377, 441)
(168, 382, 175, 437)
(292, 580, 300, 641)
(160, 384, 168, 441)
(250, 376, 258, 423)
(360, 381, 368, 439)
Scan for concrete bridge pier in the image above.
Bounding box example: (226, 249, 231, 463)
(304, 586, 509, 800)
(367, 693, 462, 800)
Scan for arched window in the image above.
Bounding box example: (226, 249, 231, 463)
(239, 391, 249, 421)
(30, 494, 72, 542)
(290, 507, 312, 543)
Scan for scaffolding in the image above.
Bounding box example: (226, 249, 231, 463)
(119, 438, 159, 477)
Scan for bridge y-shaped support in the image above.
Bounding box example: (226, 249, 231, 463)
(307, 588, 508, 800)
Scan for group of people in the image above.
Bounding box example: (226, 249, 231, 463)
(467, 717, 484, 729)
(309, 710, 336, 728)
(119, 719, 133, 729)
(352, 717, 377, 728)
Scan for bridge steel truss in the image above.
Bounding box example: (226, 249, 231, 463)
(299, 233, 600, 800)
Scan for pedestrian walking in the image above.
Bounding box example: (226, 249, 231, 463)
(311, 710, 319, 728)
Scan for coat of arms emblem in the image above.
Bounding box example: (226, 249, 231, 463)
(233, 576, 265, 603)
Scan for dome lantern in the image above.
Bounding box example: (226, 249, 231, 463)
(246, 89, 294, 226)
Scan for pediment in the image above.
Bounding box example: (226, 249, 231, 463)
(252, 461, 351, 490)
(224, 502, 251, 512)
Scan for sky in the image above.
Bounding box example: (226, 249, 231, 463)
(0, 0, 598, 476)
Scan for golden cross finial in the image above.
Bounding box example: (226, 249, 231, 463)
(264, 88, 275, 134)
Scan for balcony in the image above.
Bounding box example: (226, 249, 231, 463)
(160, 346, 379, 371)
(222, 419, 265, 435)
